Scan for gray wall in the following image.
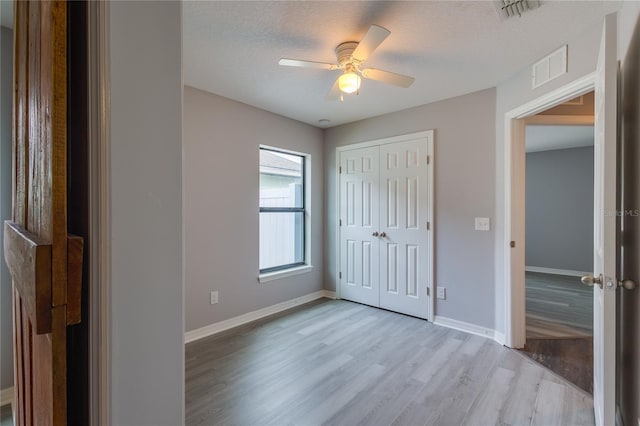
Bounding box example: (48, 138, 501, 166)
(109, 2, 184, 424)
(0, 25, 13, 391)
(183, 86, 324, 332)
(324, 88, 496, 329)
(618, 2, 640, 425)
(494, 20, 607, 334)
(525, 146, 594, 272)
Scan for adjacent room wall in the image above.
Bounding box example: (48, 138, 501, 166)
(494, 19, 611, 335)
(324, 88, 496, 329)
(0, 25, 13, 393)
(109, 2, 184, 424)
(525, 146, 594, 272)
(183, 86, 324, 332)
(618, 2, 640, 425)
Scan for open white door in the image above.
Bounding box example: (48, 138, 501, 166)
(589, 13, 617, 426)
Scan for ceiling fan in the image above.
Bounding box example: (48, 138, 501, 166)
(279, 25, 415, 101)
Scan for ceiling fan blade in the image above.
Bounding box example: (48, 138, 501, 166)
(325, 78, 342, 101)
(352, 25, 391, 62)
(361, 68, 415, 88)
(279, 58, 338, 70)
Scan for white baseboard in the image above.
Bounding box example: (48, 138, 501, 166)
(433, 315, 499, 342)
(0, 386, 13, 408)
(525, 266, 588, 277)
(493, 331, 506, 346)
(322, 290, 337, 299)
(185, 290, 336, 344)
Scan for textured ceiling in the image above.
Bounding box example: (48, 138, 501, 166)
(184, 0, 621, 128)
(526, 125, 594, 153)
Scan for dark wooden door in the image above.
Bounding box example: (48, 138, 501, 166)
(3, 1, 83, 424)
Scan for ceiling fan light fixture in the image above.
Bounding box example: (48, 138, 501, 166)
(338, 72, 361, 94)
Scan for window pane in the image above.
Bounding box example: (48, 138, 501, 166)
(260, 149, 303, 208)
(259, 211, 304, 270)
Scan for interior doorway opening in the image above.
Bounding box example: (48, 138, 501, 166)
(518, 92, 595, 393)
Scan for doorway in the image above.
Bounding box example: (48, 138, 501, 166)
(519, 93, 595, 393)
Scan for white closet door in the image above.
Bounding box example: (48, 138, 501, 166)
(379, 139, 430, 319)
(339, 146, 380, 307)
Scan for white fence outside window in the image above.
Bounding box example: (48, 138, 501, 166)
(259, 183, 303, 270)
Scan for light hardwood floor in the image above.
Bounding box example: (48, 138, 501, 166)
(186, 299, 594, 426)
(525, 272, 593, 339)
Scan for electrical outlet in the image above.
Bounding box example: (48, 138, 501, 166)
(210, 291, 219, 305)
(437, 287, 446, 300)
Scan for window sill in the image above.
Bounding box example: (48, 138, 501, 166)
(259, 265, 313, 283)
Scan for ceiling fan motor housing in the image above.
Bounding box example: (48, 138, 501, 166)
(335, 42, 360, 68)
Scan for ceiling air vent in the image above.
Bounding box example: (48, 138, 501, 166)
(496, 0, 540, 19)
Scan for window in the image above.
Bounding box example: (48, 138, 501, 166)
(259, 147, 306, 273)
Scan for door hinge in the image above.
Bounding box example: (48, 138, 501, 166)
(339, 219, 342, 226)
(339, 272, 342, 279)
(427, 221, 430, 231)
(339, 166, 342, 174)
(426, 287, 430, 296)
(427, 155, 430, 165)
(510, 241, 516, 248)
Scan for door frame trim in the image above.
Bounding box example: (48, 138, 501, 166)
(335, 130, 435, 322)
(501, 73, 595, 348)
(88, 2, 111, 424)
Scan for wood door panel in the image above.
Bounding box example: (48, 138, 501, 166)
(13, 290, 27, 426)
(13, 0, 28, 226)
(4, 222, 52, 333)
(4, 1, 82, 425)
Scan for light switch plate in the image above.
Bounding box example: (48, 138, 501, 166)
(475, 217, 491, 231)
(437, 287, 446, 300)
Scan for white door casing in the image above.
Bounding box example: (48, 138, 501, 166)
(503, 72, 596, 350)
(592, 13, 617, 426)
(338, 131, 434, 320)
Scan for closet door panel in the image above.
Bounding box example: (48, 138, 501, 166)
(379, 140, 430, 319)
(339, 147, 380, 307)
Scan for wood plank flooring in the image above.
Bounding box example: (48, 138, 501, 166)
(526, 272, 593, 339)
(186, 299, 594, 426)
